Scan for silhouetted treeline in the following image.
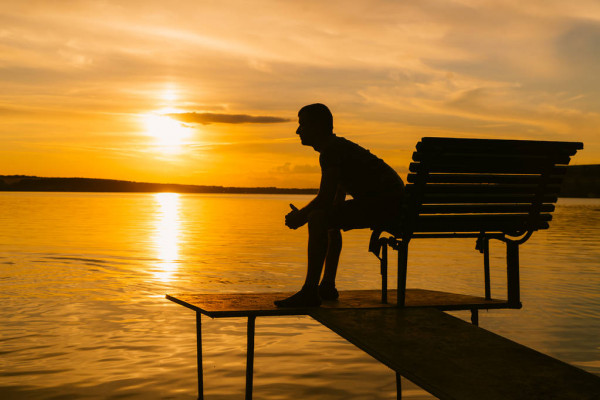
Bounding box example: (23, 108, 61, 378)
(0, 176, 318, 195)
(0, 165, 598, 197)
(559, 165, 600, 198)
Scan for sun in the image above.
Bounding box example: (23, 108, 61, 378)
(143, 112, 193, 154)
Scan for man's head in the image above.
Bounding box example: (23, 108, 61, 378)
(296, 103, 333, 148)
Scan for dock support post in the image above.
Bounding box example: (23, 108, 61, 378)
(381, 241, 388, 304)
(397, 240, 409, 307)
(196, 312, 204, 400)
(506, 241, 520, 307)
(396, 372, 402, 399)
(246, 316, 256, 400)
(483, 237, 491, 300)
(470, 309, 479, 326)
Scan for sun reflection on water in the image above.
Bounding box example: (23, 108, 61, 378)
(152, 192, 182, 282)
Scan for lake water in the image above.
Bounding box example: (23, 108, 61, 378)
(0, 192, 599, 399)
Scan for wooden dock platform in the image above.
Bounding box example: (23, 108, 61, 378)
(166, 289, 600, 399)
(166, 288, 508, 317)
(312, 307, 600, 400)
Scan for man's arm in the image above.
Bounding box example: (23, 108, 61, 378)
(333, 181, 346, 205)
(286, 166, 341, 229)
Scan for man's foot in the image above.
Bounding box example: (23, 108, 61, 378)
(274, 286, 321, 308)
(319, 282, 339, 301)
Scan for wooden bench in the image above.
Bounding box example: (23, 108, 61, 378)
(370, 137, 584, 309)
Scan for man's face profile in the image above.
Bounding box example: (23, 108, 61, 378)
(296, 115, 318, 147)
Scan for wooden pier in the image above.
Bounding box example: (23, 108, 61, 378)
(312, 307, 600, 400)
(166, 289, 600, 399)
(164, 138, 595, 398)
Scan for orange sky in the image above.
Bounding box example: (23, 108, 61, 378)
(1, 1, 599, 188)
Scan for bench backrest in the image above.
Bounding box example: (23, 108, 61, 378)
(402, 137, 583, 238)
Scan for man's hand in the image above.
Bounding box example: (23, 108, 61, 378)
(285, 204, 306, 229)
(285, 165, 340, 231)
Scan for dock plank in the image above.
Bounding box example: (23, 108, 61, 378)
(310, 307, 600, 400)
(166, 289, 507, 318)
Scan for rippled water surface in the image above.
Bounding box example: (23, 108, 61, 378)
(1, 192, 599, 399)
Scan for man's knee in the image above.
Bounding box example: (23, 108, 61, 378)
(328, 228, 341, 240)
(327, 228, 342, 249)
(308, 209, 328, 231)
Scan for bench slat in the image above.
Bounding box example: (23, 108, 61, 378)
(412, 152, 572, 166)
(416, 193, 558, 204)
(414, 213, 553, 222)
(409, 184, 562, 195)
(409, 163, 568, 174)
(417, 137, 583, 156)
(407, 174, 563, 185)
(417, 204, 555, 214)
(411, 214, 551, 233)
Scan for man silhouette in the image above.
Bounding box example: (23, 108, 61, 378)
(275, 104, 404, 307)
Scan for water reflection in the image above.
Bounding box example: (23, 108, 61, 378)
(152, 193, 182, 282)
(0, 193, 598, 399)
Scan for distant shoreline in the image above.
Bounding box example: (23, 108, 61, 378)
(0, 175, 318, 195)
(1, 165, 599, 197)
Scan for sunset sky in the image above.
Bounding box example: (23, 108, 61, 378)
(2, 1, 599, 188)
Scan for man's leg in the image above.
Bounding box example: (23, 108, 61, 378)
(319, 229, 341, 300)
(274, 209, 329, 307)
(304, 209, 330, 288)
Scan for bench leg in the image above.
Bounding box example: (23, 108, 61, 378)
(483, 238, 491, 300)
(471, 309, 479, 326)
(397, 240, 409, 307)
(396, 372, 402, 399)
(506, 241, 521, 307)
(196, 312, 204, 400)
(381, 242, 388, 304)
(246, 316, 256, 400)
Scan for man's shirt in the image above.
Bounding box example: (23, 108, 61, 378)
(319, 135, 404, 200)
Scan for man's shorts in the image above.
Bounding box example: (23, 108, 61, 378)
(327, 196, 402, 231)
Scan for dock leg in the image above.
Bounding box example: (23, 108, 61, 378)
(246, 316, 256, 400)
(397, 240, 409, 307)
(396, 372, 402, 399)
(196, 312, 204, 400)
(506, 241, 520, 307)
(483, 238, 491, 300)
(470, 309, 479, 326)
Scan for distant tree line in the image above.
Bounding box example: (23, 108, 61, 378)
(559, 165, 600, 198)
(0, 176, 318, 195)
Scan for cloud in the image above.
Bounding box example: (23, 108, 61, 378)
(167, 112, 291, 125)
(274, 162, 320, 174)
